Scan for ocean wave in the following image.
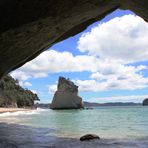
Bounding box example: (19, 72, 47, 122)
(0, 108, 50, 117)
(0, 110, 36, 117)
(0, 111, 36, 117)
(36, 108, 49, 112)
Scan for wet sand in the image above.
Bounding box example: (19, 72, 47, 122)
(0, 123, 148, 148)
(0, 108, 32, 113)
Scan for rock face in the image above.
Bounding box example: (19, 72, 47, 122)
(0, 1, 148, 78)
(50, 77, 83, 109)
(143, 98, 148, 106)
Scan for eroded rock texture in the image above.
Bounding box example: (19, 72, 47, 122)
(50, 77, 83, 109)
(0, 0, 148, 77)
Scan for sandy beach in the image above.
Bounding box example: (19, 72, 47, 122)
(0, 108, 31, 113)
(0, 123, 148, 148)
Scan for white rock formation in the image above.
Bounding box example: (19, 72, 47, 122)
(50, 77, 83, 109)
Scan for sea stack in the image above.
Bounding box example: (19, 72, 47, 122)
(50, 77, 84, 109)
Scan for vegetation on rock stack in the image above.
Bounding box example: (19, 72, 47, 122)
(0, 75, 39, 108)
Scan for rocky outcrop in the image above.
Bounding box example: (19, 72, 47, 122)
(50, 77, 83, 109)
(143, 98, 148, 106)
(0, 1, 148, 77)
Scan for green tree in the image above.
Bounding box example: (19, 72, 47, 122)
(0, 75, 40, 108)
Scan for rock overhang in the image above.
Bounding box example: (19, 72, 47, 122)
(0, 0, 148, 78)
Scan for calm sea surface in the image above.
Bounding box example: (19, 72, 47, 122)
(0, 106, 148, 139)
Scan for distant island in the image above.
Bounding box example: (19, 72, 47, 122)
(83, 101, 141, 107)
(37, 101, 141, 109)
(36, 103, 50, 108)
(0, 75, 39, 108)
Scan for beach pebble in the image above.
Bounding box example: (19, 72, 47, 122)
(80, 134, 100, 141)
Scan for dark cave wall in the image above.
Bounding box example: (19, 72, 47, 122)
(0, 0, 148, 77)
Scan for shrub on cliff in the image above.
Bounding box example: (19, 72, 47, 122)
(0, 75, 39, 107)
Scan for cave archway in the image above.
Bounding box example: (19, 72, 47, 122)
(0, 0, 148, 77)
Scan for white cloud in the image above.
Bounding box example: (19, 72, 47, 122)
(11, 71, 31, 81)
(86, 95, 148, 103)
(74, 64, 148, 92)
(11, 49, 147, 82)
(11, 49, 148, 92)
(30, 89, 38, 94)
(11, 50, 100, 81)
(77, 14, 148, 63)
(10, 14, 148, 94)
(48, 84, 57, 94)
(75, 79, 107, 92)
(18, 81, 32, 87)
(23, 82, 32, 87)
(75, 74, 148, 92)
(48, 71, 148, 93)
(90, 65, 147, 83)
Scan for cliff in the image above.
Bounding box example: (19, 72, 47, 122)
(50, 77, 83, 109)
(0, 75, 39, 108)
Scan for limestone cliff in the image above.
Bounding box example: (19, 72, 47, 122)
(50, 77, 83, 109)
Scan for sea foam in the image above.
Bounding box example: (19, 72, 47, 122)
(0, 108, 48, 117)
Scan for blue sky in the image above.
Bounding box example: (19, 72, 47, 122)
(11, 9, 148, 103)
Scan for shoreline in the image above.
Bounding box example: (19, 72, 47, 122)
(0, 108, 33, 113)
(0, 123, 148, 148)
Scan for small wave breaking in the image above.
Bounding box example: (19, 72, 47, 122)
(0, 108, 49, 117)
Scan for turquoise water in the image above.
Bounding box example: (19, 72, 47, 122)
(0, 106, 148, 139)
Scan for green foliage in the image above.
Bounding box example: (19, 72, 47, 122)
(0, 75, 39, 107)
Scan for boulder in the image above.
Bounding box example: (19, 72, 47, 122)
(143, 98, 148, 106)
(50, 77, 84, 109)
(80, 134, 100, 141)
(0, 1, 148, 78)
